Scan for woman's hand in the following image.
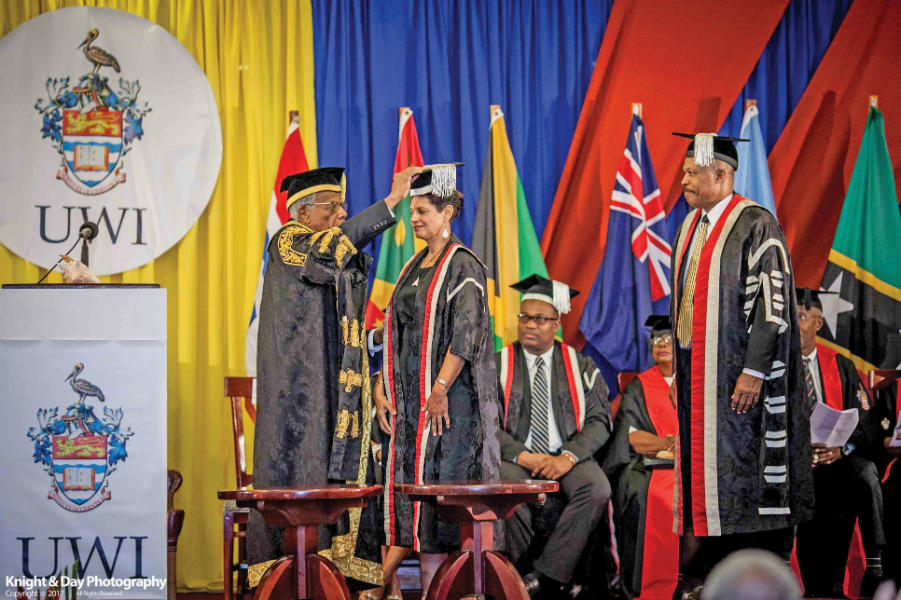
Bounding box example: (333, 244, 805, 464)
(426, 383, 451, 436)
(374, 375, 394, 434)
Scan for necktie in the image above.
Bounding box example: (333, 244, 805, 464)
(676, 216, 710, 347)
(803, 357, 818, 409)
(530, 356, 550, 454)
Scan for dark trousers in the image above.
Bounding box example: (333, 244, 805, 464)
(678, 526, 794, 583)
(884, 464, 901, 583)
(501, 459, 611, 583)
(797, 454, 887, 594)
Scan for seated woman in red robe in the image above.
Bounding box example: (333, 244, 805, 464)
(610, 315, 679, 600)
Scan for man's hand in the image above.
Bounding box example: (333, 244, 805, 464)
(515, 452, 550, 473)
(535, 455, 575, 480)
(731, 372, 763, 413)
(373, 376, 394, 434)
(425, 383, 450, 436)
(812, 442, 841, 466)
(372, 326, 384, 347)
(385, 166, 424, 210)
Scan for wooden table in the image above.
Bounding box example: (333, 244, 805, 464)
(218, 485, 382, 600)
(395, 479, 558, 600)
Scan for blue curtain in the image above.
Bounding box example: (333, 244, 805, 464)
(719, 0, 853, 150)
(312, 0, 612, 253)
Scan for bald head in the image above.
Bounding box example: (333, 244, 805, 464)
(701, 549, 800, 600)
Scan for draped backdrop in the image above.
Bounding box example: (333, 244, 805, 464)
(2, 0, 901, 592)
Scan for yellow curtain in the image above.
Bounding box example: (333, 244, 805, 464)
(0, 0, 317, 591)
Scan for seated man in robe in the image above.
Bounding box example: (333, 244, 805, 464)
(610, 315, 679, 600)
(868, 332, 901, 588)
(496, 275, 612, 599)
(794, 288, 886, 597)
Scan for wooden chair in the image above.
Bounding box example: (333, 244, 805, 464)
(223, 376, 256, 600)
(167, 469, 185, 600)
(612, 371, 639, 419)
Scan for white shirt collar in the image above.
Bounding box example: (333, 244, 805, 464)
(702, 193, 733, 229)
(524, 345, 555, 371)
(802, 347, 818, 363)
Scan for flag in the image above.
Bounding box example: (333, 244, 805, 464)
(579, 114, 672, 392)
(365, 107, 427, 329)
(472, 105, 549, 351)
(732, 103, 777, 216)
(245, 119, 310, 376)
(818, 105, 901, 371)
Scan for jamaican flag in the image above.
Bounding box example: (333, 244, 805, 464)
(365, 107, 426, 329)
(818, 106, 901, 371)
(472, 105, 549, 350)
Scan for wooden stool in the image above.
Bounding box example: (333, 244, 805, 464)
(218, 485, 382, 600)
(396, 480, 558, 600)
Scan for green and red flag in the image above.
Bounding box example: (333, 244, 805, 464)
(818, 105, 901, 371)
(472, 105, 549, 351)
(365, 107, 426, 328)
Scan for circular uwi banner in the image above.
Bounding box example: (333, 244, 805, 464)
(0, 7, 222, 276)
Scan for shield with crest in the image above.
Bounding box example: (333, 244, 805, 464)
(61, 109, 123, 189)
(51, 433, 108, 507)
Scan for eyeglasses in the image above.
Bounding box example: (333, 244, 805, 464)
(518, 313, 558, 325)
(651, 334, 673, 346)
(308, 200, 347, 212)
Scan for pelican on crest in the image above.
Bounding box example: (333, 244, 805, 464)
(65, 363, 105, 405)
(78, 28, 120, 74)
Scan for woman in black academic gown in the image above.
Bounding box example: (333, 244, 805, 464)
(364, 164, 501, 599)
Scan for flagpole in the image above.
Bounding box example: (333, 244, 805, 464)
(289, 110, 300, 125)
(869, 95, 879, 109)
(632, 102, 642, 118)
(745, 99, 756, 110)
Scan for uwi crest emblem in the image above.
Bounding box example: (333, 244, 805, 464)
(26, 363, 134, 512)
(34, 28, 151, 195)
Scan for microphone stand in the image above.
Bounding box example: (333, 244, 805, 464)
(35, 235, 86, 285)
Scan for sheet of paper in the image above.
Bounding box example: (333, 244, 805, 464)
(809, 402, 859, 447)
(890, 418, 901, 448)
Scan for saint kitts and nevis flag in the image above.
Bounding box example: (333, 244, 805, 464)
(817, 105, 901, 372)
(365, 107, 427, 329)
(472, 105, 549, 351)
(245, 117, 310, 377)
(579, 113, 672, 393)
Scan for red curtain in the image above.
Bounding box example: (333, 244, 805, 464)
(541, 0, 789, 342)
(769, 0, 901, 287)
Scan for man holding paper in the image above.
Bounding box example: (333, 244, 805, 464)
(793, 288, 886, 597)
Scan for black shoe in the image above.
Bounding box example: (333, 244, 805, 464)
(522, 572, 542, 599)
(563, 581, 589, 599)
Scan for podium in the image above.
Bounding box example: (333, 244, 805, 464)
(0, 284, 168, 599)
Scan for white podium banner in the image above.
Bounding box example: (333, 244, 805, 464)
(0, 286, 167, 599)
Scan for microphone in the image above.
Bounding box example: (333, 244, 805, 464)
(35, 221, 100, 284)
(79, 221, 99, 242)
(79, 221, 98, 266)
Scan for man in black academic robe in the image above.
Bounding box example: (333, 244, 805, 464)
(496, 275, 612, 599)
(669, 134, 814, 593)
(793, 289, 886, 597)
(249, 166, 419, 586)
(867, 333, 901, 588)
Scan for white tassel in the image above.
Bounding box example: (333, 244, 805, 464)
(551, 280, 571, 315)
(430, 165, 457, 197)
(693, 133, 716, 167)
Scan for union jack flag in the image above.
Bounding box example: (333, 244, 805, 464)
(580, 114, 672, 392)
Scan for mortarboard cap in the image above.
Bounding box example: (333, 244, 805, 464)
(645, 315, 673, 337)
(795, 287, 838, 311)
(672, 133, 749, 170)
(410, 163, 464, 198)
(511, 274, 579, 315)
(281, 167, 346, 212)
